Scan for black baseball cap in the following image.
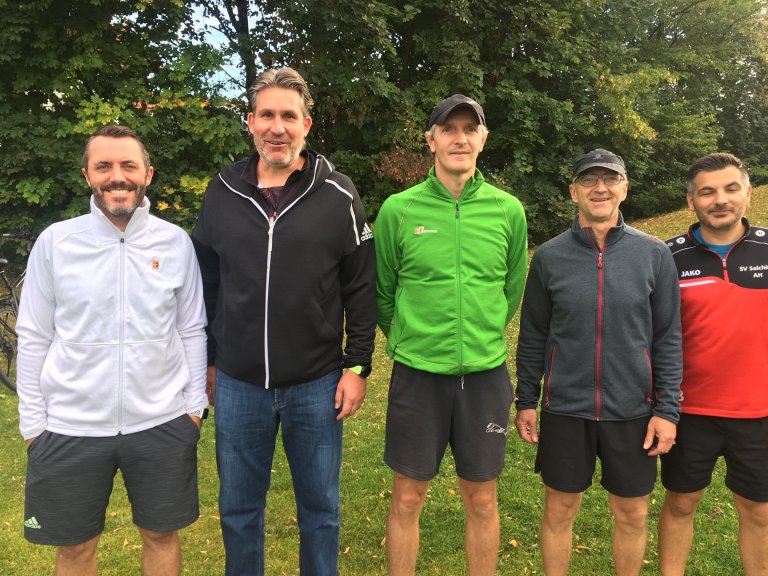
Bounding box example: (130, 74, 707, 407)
(572, 149, 626, 178)
(427, 94, 486, 130)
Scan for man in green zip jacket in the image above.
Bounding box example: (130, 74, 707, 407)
(375, 94, 528, 576)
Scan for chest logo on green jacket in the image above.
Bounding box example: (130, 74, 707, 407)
(414, 225, 438, 235)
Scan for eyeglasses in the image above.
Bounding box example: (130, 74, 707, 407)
(574, 173, 626, 187)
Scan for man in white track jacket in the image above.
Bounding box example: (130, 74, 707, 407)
(16, 125, 208, 576)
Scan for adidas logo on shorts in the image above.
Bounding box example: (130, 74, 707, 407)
(24, 516, 41, 529)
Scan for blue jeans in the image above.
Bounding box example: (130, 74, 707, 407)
(215, 369, 343, 576)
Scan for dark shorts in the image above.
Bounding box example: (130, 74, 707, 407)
(535, 412, 657, 497)
(384, 361, 513, 482)
(661, 413, 768, 502)
(24, 414, 201, 546)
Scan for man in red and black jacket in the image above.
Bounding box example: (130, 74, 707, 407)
(659, 152, 768, 575)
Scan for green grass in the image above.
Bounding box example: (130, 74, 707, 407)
(1, 186, 766, 574)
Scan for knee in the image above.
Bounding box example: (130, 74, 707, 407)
(58, 537, 99, 561)
(663, 491, 702, 519)
(611, 500, 648, 530)
(391, 486, 428, 518)
(462, 487, 498, 521)
(734, 497, 768, 529)
(139, 528, 179, 548)
(543, 490, 582, 524)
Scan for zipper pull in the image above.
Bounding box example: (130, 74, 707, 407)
(597, 252, 603, 269)
(455, 202, 460, 219)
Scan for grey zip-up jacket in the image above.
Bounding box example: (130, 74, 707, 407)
(515, 215, 682, 422)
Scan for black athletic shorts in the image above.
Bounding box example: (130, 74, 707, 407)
(535, 411, 657, 497)
(661, 413, 768, 502)
(384, 361, 513, 482)
(24, 414, 200, 545)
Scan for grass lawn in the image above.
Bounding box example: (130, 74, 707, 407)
(1, 185, 765, 574)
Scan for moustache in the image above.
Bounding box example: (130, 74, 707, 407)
(102, 182, 139, 192)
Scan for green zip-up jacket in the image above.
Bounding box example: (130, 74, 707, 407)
(375, 167, 528, 375)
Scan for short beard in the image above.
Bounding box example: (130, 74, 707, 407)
(93, 184, 147, 221)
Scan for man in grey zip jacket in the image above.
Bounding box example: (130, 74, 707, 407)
(515, 149, 682, 576)
(192, 67, 376, 575)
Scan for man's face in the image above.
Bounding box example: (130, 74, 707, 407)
(688, 165, 751, 234)
(247, 86, 312, 171)
(426, 108, 487, 180)
(82, 136, 153, 227)
(569, 167, 628, 227)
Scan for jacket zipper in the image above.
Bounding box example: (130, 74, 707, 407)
(455, 200, 463, 373)
(255, 161, 322, 389)
(118, 236, 125, 430)
(587, 230, 604, 421)
(263, 221, 274, 389)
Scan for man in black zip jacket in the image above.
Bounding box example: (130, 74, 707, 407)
(192, 67, 376, 576)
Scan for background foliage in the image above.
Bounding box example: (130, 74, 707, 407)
(1, 0, 767, 247)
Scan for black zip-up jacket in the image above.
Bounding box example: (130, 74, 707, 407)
(515, 215, 682, 422)
(192, 151, 376, 388)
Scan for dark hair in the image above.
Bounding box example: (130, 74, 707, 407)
(247, 67, 314, 118)
(687, 152, 749, 194)
(82, 125, 150, 172)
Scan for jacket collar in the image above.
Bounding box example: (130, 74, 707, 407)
(89, 195, 151, 243)
(687, 217, 750, 246)
(426, 166, 485, 200)
(570, 212, 626, 248)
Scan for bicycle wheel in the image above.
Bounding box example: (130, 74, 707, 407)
(0, 307, 17, 393)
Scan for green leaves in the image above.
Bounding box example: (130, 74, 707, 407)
(1, 0, 766, 242)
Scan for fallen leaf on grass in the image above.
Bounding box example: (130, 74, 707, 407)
(708, 506, 724, 518)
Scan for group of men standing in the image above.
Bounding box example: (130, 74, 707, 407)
(13, 65, 768, 576)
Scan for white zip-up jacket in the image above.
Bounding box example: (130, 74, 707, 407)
(17, 197, 208, 440)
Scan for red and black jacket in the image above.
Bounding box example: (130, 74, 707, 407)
(666, 218, 768, 418)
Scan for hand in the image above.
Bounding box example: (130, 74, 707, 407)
(25, 437, 37, 448)
(188, 415, 202, 429)
(515, 409, 539, 444)
(335, 370, 367, 420)
(206, 366, 216, 405)
(644, 415, 676, 456)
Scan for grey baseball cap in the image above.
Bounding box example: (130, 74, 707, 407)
(427, 94, 486, 130)
(572, 149, 626, 178)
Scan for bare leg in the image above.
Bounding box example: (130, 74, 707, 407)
(541, 486, 582, 576)
(459, 478, 499, 576)
(608, 493, 649, 576)
(139, 528, 181, 576)
(658, 489, 704, 576)
(55, 534, 100, 576)
(733, 493, 768, 576)
(386, 472, 430, 576)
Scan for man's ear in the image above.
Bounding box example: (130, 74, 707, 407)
(425, 131, 436, 153)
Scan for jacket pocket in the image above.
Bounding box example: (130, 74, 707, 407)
(544, 345, 556, 408)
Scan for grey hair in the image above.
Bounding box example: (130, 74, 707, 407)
(248, 67, 314, 118)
